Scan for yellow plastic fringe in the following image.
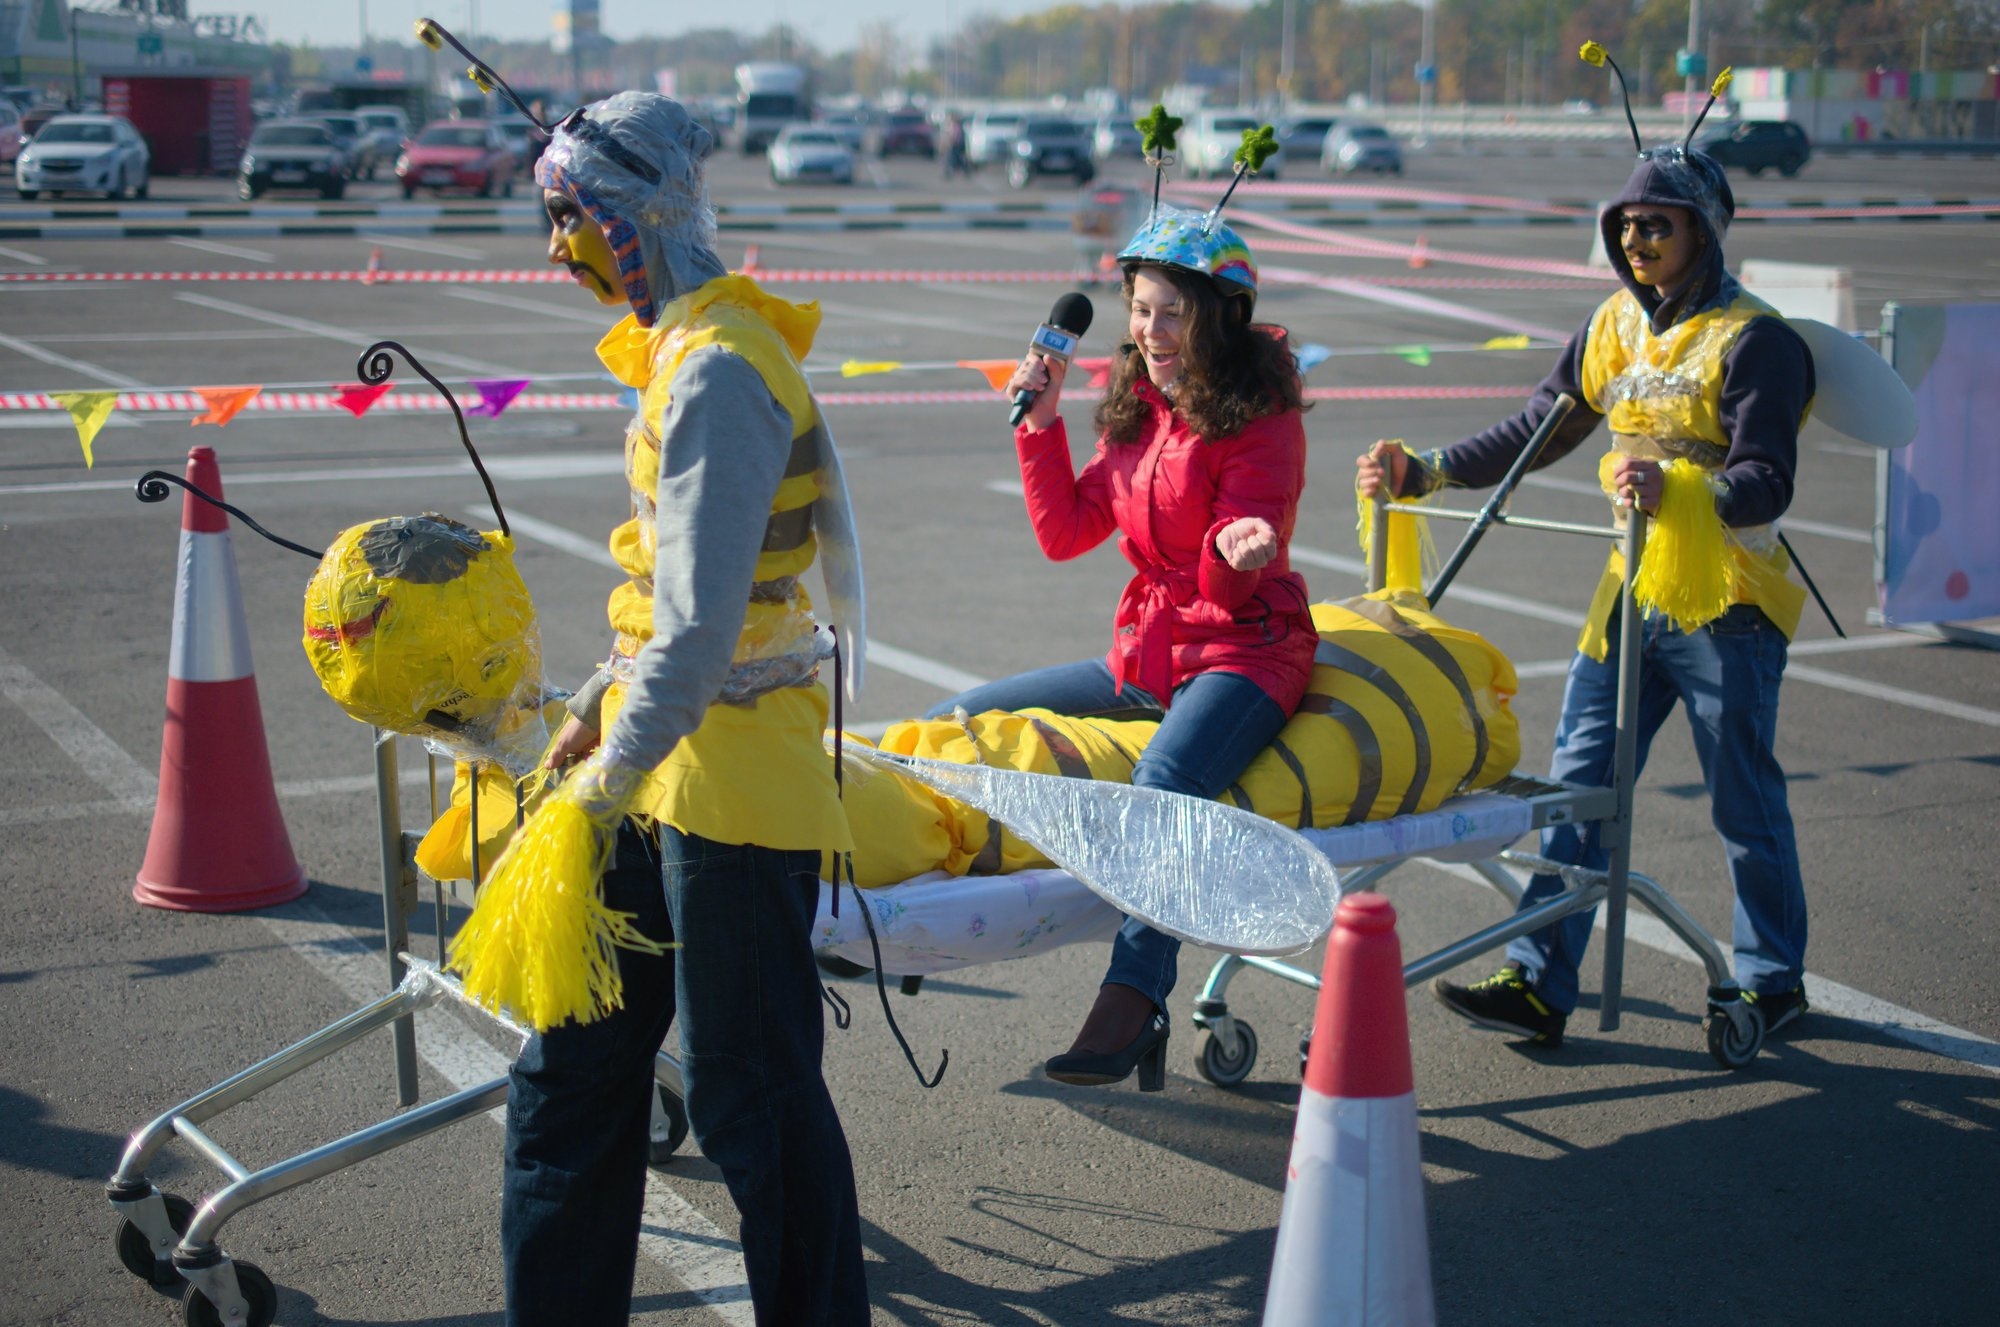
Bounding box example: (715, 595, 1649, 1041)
(1355, 456, 1437, 594)
(446, 796, 667, 1031)
(1601, 454, 1733, 633)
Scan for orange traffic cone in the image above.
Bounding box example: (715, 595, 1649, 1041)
(741, 243, 762, 275)
(363, 246, 383, 285)
(1262, 894, 1435, 1326)
(134, 446, 305, 912)
(1408, 232, 1431, 270)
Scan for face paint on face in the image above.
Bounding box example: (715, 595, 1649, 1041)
(1128, 267, 1189, 392)
(543, 187, 624, 306)
(1618, 204, 1700, 293)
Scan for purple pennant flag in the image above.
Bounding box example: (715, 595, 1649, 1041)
(467, 378, 531, 419)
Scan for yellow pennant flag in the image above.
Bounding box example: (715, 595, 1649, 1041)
(50, 390, 120, 468)
(840, 359, 903, 378)
(1482, 334, 1532, 350)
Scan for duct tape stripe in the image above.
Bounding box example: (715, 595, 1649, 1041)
(0, 385, 1538, 413)
(170, 529, 256, 683)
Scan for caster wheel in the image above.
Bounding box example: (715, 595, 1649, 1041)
(182, 1259, 277, 1327)
(1706, 999, 1766, 1069)
(649, 1084, 690, 1167)
(1194, 1020, 1259, 1087)
(115, 1192, 195, 1286)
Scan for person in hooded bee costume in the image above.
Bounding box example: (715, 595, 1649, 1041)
(410, 20, 870, 1326)
(1358, 52, 1817, 1050)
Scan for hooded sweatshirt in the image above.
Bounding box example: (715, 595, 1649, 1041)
(1396, 147, 1813, 532)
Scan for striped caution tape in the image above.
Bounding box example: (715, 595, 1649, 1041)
(0, 384, 1537, 414)
(0, 267, 1087, 285)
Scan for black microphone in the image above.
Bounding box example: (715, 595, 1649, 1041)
(1009, 292, 1094, 428)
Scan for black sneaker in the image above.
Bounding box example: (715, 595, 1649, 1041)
(1433, 964, 1567, 1046)
(1745, 984, 1809, 1036)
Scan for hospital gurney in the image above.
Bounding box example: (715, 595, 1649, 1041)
(104, 736, 693, 1324)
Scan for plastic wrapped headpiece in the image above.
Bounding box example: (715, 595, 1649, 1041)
(1118, 203, 1258, 306)
(535, 92, 723, 326)
(1628, 143, 1735, 240)
(303, 514, 551, 773)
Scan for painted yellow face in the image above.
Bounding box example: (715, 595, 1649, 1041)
(543, 187, 624, 307)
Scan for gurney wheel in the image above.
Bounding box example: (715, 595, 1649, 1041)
(1195, 1022, 1259, 1087)
(181, 1259, 276, 1327)
(649, 1083, 690, 1167)
(1705, 1000, 1765, 1070)
(114, 1191, 195, 1286)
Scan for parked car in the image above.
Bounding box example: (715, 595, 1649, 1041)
(1277, 114, 1339, 163)
(871, 109, 935, 157)
(817, 110, 868, 151)
(355, 105, 411, 167)
(1007, 117, 1095, 188)
(1186, 110, 1283, 180)
(17, 114, 151, 200)
(767, 124, 855, 185)
(396, 119, 518, 197)
(313, 112, 378, 179)
(237, 119, 348, 199)
(0, 99, 20, 172)
(1092, 114, 1144, 161)
(1323, 121, 1401, 175)
(967, 109, 1025, 167)
(1697, 120, 1811, 177)
(492, 113, 548, 169)
(18, 104, 62, 149)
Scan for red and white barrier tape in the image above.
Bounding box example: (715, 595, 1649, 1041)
(0, 267, 1086, 286)
(0, 384, 1536, 413)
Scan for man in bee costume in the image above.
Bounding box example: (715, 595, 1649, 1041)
(1357, 52, 1815, 1049)
(419, 24, 871, 1321)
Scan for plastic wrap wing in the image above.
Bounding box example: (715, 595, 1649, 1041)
(843, 745, 1340, 955)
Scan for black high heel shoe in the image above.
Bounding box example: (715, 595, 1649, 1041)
(1044, 1012, 1171, 1091)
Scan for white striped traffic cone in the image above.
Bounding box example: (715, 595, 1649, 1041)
(1263, 894, 1435, 1326)
(134, 445, 305, 912)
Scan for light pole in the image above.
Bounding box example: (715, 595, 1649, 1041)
(1279, 0, 1294, 109)
(1682, 0, 1703, 134)
(1416, 0, 1435, 145)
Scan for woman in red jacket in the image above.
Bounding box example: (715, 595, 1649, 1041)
(927, 208, 1314, 1090)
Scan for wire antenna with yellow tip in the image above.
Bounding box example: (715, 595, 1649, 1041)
(1579, 40, 1643, 155)
(1683, 67, 1735, 148)
(357, 340, 510, 536)
(414, 17, 552, 132)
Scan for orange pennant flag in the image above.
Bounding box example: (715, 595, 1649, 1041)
(191, 385, 262, 428)
(1074, 356, 1115, 388)
(957, 359, 1016, 393)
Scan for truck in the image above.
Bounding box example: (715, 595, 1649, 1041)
(296, 82, 433, 131)
(733, 62, 809, 155)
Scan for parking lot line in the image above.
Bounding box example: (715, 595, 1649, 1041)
(357, 233, 489, 260)
(173, 292, 522, 376)
(0, 327, 151, 389)
(0, 243, 48, 265)
(166, 237, 277, 263)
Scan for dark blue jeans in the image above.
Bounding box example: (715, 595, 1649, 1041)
(1508, 604, 1807, 1013)
(926, 659, 1289, 1013)
(503, 823, 867, 1326)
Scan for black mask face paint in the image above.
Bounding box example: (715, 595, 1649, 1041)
(1618, 213, 1677, 242)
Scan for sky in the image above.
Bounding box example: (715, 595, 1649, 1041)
(258, 0, 1099, 55)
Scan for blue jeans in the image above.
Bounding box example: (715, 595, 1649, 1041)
(503, 823, 867, 1326)
(1507, 604, 1807, 1014)
(926, 659, 1289, 1013)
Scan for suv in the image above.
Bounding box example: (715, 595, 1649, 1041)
(239, 119, 349, 199)
(355, 105, 411, 168)
(871, 109, 935, 158)
(1007, 118, 1094, 188)
(967, 109, 1025, 168)
(1697, 120, 1810, 177)
(1186, 110, 1282, 180)
(314, 112, 378, 179)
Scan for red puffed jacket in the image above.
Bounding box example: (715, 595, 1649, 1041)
(1013, 378, 1317, 713)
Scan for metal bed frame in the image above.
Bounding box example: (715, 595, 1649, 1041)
(103, 737, 691, 1325)
(1187, 427, 1766, 1088)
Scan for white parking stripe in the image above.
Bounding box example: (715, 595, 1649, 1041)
(441, 285, 615, 326)
(358, 233, 488, 260)
(166, 237, 277, 263)
(0, 641, 157, 813)
(0, 244, 49, 265)
(174, 293, 520, 376)
(0, 327, 151, 389)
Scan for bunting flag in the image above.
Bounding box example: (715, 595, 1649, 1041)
(958, 359, 1017, 392)
(841, 360, 903, 378)
(1482, 334, 1533, 350)
(1075, 356, 1115, 388)
(468, 378, 531, 419)
(50, 390, 119, 467)
(1295, 343, 1333, 373)
(1391, 345, 1433, 367)
(332, 381, 395, 418)
(190, 385, 261, 427)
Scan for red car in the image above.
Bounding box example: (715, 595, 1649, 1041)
(395, 119, 518, 198)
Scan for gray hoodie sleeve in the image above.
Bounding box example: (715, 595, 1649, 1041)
(598, 346, 796, 774)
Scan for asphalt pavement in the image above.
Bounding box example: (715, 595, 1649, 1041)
(2, 145, 1997, 1325)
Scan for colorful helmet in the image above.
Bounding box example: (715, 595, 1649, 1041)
(1117, 204, 1258, 309)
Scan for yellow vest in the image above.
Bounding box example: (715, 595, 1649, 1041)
(594, 274, 851, 852)
(1575, 287, 1809, 660)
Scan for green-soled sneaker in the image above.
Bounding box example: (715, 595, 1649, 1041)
(1433, 963, 1567, 1046)
(1745, 984, 1809, 1036)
